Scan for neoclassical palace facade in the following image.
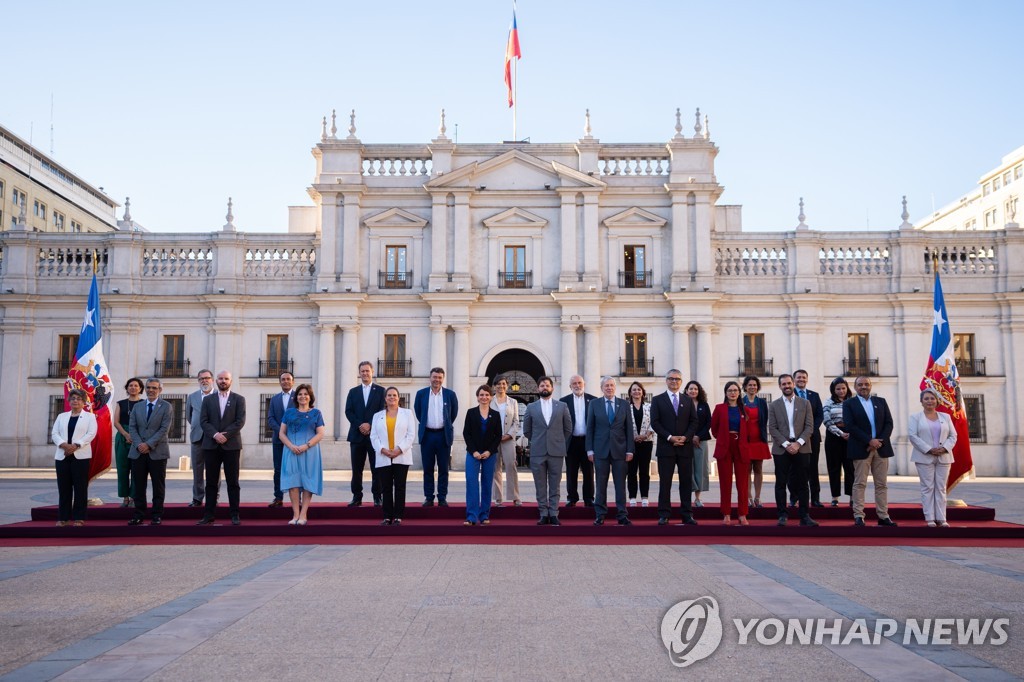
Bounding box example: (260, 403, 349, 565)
(2, 111, 1021, 476)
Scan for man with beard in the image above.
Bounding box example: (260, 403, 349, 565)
(768, 374, 818, 527)
(522, 376, 573, 525)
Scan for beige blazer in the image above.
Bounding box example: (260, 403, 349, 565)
(494, 396, 521, 458)
(52, 410, 98, 460)
(908, 411, 956, 464)
(767, 396, 813, 455)
(370, 407, 415, 467)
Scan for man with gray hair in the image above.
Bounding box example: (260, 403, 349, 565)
(128, 378, 173, 526)
(586, 376, 635, 525)
(560, 375, 596, 508)
(185, 369, 218, 507)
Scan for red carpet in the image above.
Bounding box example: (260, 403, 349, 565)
(3, 502, 1021, 547)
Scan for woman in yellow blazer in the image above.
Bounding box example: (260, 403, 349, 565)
(51, 389, 98, 526)
(907, 388, 957, 527)
(370, 387, 416, 526)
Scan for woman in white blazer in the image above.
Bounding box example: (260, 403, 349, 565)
(490, 375, 522, 507)
(370, 387, 415, 525)
(908, 388, 957, 527)
(51, 389, 99, 526)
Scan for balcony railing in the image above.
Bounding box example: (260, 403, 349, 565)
(378, 270, 413, 289)
(956, 358, 987, 377)
(48, 359, 73, 378)
(843, 358, 879, 376)
(620, 358, 654, 377)
(498, 270, 532, 289)
(738, 358, 774, 377)
(259, 359, 294, 378)
(617, 269, 653, 288)
(154, 359, 191, 379)
(378, 359, 412, 378)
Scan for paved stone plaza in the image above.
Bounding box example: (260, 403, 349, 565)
(2, 471, 1022, 680)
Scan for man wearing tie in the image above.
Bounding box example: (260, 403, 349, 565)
(185, 369, 217, 507)
(266, 371, 294, 508)
(586, 376, 635, 526)
(127, 379, 173, 526)
(559, 375, 596, 507)
(790, 369, 825, 508)
(345, 360, 386, 506)
(522, 376, 574, 525)
(650, 369, 699, 526)
(197, 370, 247, 526)
(413, 367, 459, 506)
(767, 374, 818, 527)
(843, 376, 897, 527)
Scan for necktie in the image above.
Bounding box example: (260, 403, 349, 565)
(799, 389, 807, 399)
(671, 393, 679, 415)
(607, 399, 615, 424)
(147, 403, 153, 420)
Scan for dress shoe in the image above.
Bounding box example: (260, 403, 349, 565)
(55, 520, 68, 527)
(422, 499, 434, 507)
(926, 521, 937, 528)
(777, 514, 788, 527)
(877, 517, 898, 527)
(693, 499, 704, 508)
(853, 517, 866, 527)
(268, 499, 283, 508)
(549, 517, 561, 526)
(196, 515, 215, 525)
(680, 517, 698, 526)
(438, 500, 449, 507)
(830, 499, 839, 508)
(72, 520, 85, 527)
(347, 499, 363, 508)
(565, 501, 578, 508)
(584, 502, 595, 508)
(128, 516, 144, 526)
(938, 521, 950, 528)
(799, 516, 819, 527)
(537, 517, 549, 525)
(594, 516, 605, 526)
(481, 519, 490, 525)
(514, 500, 523, 507)
(380, 519, 392, 526)
(120, 499, 130, 508)
(373, 496, 382, 506)
(811, 500, 824, 508)
(789, 499, 797, 507)
(658, 517, 669, 526)
(188, 500, 203, 508)
(151, 516, 162, 526)
(231, 513, 241, 526)
(392, 519, 402, 526)
(617, 518, 632, 526)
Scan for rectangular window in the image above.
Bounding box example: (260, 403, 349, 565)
(381, 334, 409, 377)
(52, 334, 79, 377)
(260, 394, 274, 443)
(161, 335, 187, 377)
(48, 396, 66, 443)
(263, 334, 290, 377)
(71, 219, 82, 233)
(12, 188, 26, 209)
(53, 210, 65, 231)
(846, 333, 877, 375)
(983, 183, 991, 196)
(381, 245, 410, 288)
(500, 245, 529, 288)
(953, 333, 984, 376)
(0, 179, 4, 200)
(741, 333, 770, 375)
(34, 200, 46, 218)
(622, 245, 650, 288)
(963, 394, 986, 443)
(1005, 171, 1013, 185)
(993, 176, 1002, 191)
(984, 208, 998, 227)
(161, 394, 188, 443)
(622, 333, 649, 376)
(964, 218, 977, 230)
(1015, 165, 1023, 180)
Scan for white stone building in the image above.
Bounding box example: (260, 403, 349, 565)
(1, 110, 1021, 478)
(915, 144, 1023, 231)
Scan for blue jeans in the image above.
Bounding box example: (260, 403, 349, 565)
(465, 453, 497, 523)
(420, 430, 451, 502)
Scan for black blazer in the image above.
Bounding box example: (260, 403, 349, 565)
(649, 392, 699, 457)
(694, 401, 712, 441)
(462, 408, 503, 455)
(199, 391, 246, 450)
(842, 396, 895, 460)
(560, 392, 597, 434)
(804, 389, 824, 432)
(345, 383, 386, 443)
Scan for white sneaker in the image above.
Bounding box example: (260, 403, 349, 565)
(628, 498, 637, 507)
(641, 498, 649, 507)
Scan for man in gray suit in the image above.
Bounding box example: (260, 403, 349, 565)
(767, 374, 818, 528)
(185, 369, 218, 507)
(128, 378, 174, 526)
(586, 376, 635, 526)
(522, 376, 573, 525)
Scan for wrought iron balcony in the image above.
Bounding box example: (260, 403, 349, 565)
(498, 270, 532, 289)
(738, 358, 774, 377)
(48, 359, 73, 378)
(378, 270, 413, 289)
(955, 358, 986, 377)
(259, 359, 294, 378)
(617, 269, 653, 288)
(619, 358, 654, 377)
(153, 359, 191, 378)
(378, 359, 412, 378)
(843, 358, 879, 377)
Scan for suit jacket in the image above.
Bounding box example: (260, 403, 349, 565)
(51, 410, 98, 460)
(800, 389, 825, 433)
(767, 395, 814, 455)
(413, 387, 459, 446)
(560, 392, 597, 437)
(267, 390, 294, 445)
(585, 396, 635, 461)
(842, 395, 895, 460)
(369, 407, 415, 467)
(522, 399, 573, 459)
(710, 403, 751, 462)
(495, 397, 522, 459)
(128, 399, 173, 460)
(462, 408, 503, 456)
(908, 411, 956, 464)
(345, 383, 386, 443)
(649, 392, 699, 458)
(186, 389, 214, 444)
(200, 391, 247, 450)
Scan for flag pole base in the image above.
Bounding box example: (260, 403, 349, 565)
(946, 499, 968, 508)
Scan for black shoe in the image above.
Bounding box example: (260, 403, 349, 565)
(128, 516, 144, 526)
(549, 517, 561, 526)
(438, 499, 449, 507)
(618, 518, 633, 526)
(853, 517, 865, 527)
(658, 517, 669, 526)
(231, 513, 241, 526)
(777, 514, 788, 527)
(565, 501, 578, 508)
(373, 496, 382, 507)
(151, 516, 162, 526)
(584, 502, 595, 508)
(789, 499, 797, 507)
(196, 515, 215, 525)
(188, 500, 202, 508)
(811, 500, 824, 508)
(392, 519, 402, 526)
(800, 516, 818, 527)
(422, 499, 434, 507)
(347, 499, 363, 507)
(877, 517, 898, 527)
(268, 499, 283, 508)
(680, 517, 698, 526)
(537, 517, 550, 525)
(594, 516, 605, 526)
(380, 519, 392, 526)
(830, 500, 839, 508)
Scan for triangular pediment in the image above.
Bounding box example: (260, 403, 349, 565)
(425, 149, 606, 191)
(363, 207, 429, 229)
(603, 206, 667, 228)
(482, 207, 549, 230)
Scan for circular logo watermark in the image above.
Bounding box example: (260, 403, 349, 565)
(661, 596, 723, 667)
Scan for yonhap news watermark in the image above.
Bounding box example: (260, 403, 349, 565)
(661, 596, 1009, 668)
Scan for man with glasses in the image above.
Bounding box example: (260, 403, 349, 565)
(185, 369, 218, 507)
(650, 369, 699, 526)
(127, 379, 173, 526)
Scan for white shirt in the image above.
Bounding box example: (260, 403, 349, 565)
(361, 382, 371, 405)
(573, 394, 586, 436)
(540, 397, 552, 425)
(427, 388, 445, 429)
(783, 395, 797, 441)
(858, 395, 876, 438)
(280, 391, 292, 411)
(218, 391, 230, 417)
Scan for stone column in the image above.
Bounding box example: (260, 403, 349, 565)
(429, 321, 447, 375)
(582, 194, 600, 285)
(451, 323, 471, 463)
(316, 192, 340, 290)
(583, 325, 601, 387)
(338, 325, 358, 446)
(429, 194, 449, 290)
(560, 324, 579, 395)
(1000, 316, 1023, 476)
(672, 322, 691, 380)
(452, 193, 471, 283)
(559, 193, 578, 286)
(669, 194, 688, 290)
(692, 193, 714, 287)
(339, 189, 364, 291)
(695, 324, 717, 395)
(316, 323, 337, 442)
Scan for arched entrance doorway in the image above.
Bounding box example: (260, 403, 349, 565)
(484, 348, 545, 405)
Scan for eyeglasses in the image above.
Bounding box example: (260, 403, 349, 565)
(666, 377, 683, 382)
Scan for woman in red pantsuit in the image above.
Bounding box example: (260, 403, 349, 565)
(711, 381, 751, 526)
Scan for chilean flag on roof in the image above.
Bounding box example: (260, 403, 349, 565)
(65, 273, 114, 483)
(919, 270, 974, 492)
(504, 6, 521, 107)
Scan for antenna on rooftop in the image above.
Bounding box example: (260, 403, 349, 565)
(50, 93, 55, 156)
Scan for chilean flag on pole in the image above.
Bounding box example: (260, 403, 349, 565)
(920, 270, 974, 492)
(65, 273, 114, 484)
(504, 6, 521, 107)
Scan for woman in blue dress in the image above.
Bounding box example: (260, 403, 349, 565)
(278, 383, 325, 525)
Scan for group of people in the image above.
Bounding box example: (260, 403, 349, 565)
(51, 362, 959, 530)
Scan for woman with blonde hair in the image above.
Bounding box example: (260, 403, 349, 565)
(908, 387, 957, 527)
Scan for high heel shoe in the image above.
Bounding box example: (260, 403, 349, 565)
(738, 516, 749, 526)
(288, 519, 298, 526)
(297, 519, 307, 526)
(753, 498, 763, 509)
(722, 517, 731, 526)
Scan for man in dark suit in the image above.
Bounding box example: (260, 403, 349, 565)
(768, 374, 818, 527)
(344, 360, 386, 506)
(413, 367, 459, 506)
(789, 369, 825, 508)
(523, 376, 574, 525)
(185, 368, 218, 507)
(127, 378, 174, 526)
(650, 369, 699, 525)
(843, 376, 897, 527)
(560, 375, 596, 507)
(586, 376, 634, 526)
(197, 370, 247, 526)
(266, 370, 294, 508)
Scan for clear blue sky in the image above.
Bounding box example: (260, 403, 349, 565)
(4, 0, 1022, 233)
